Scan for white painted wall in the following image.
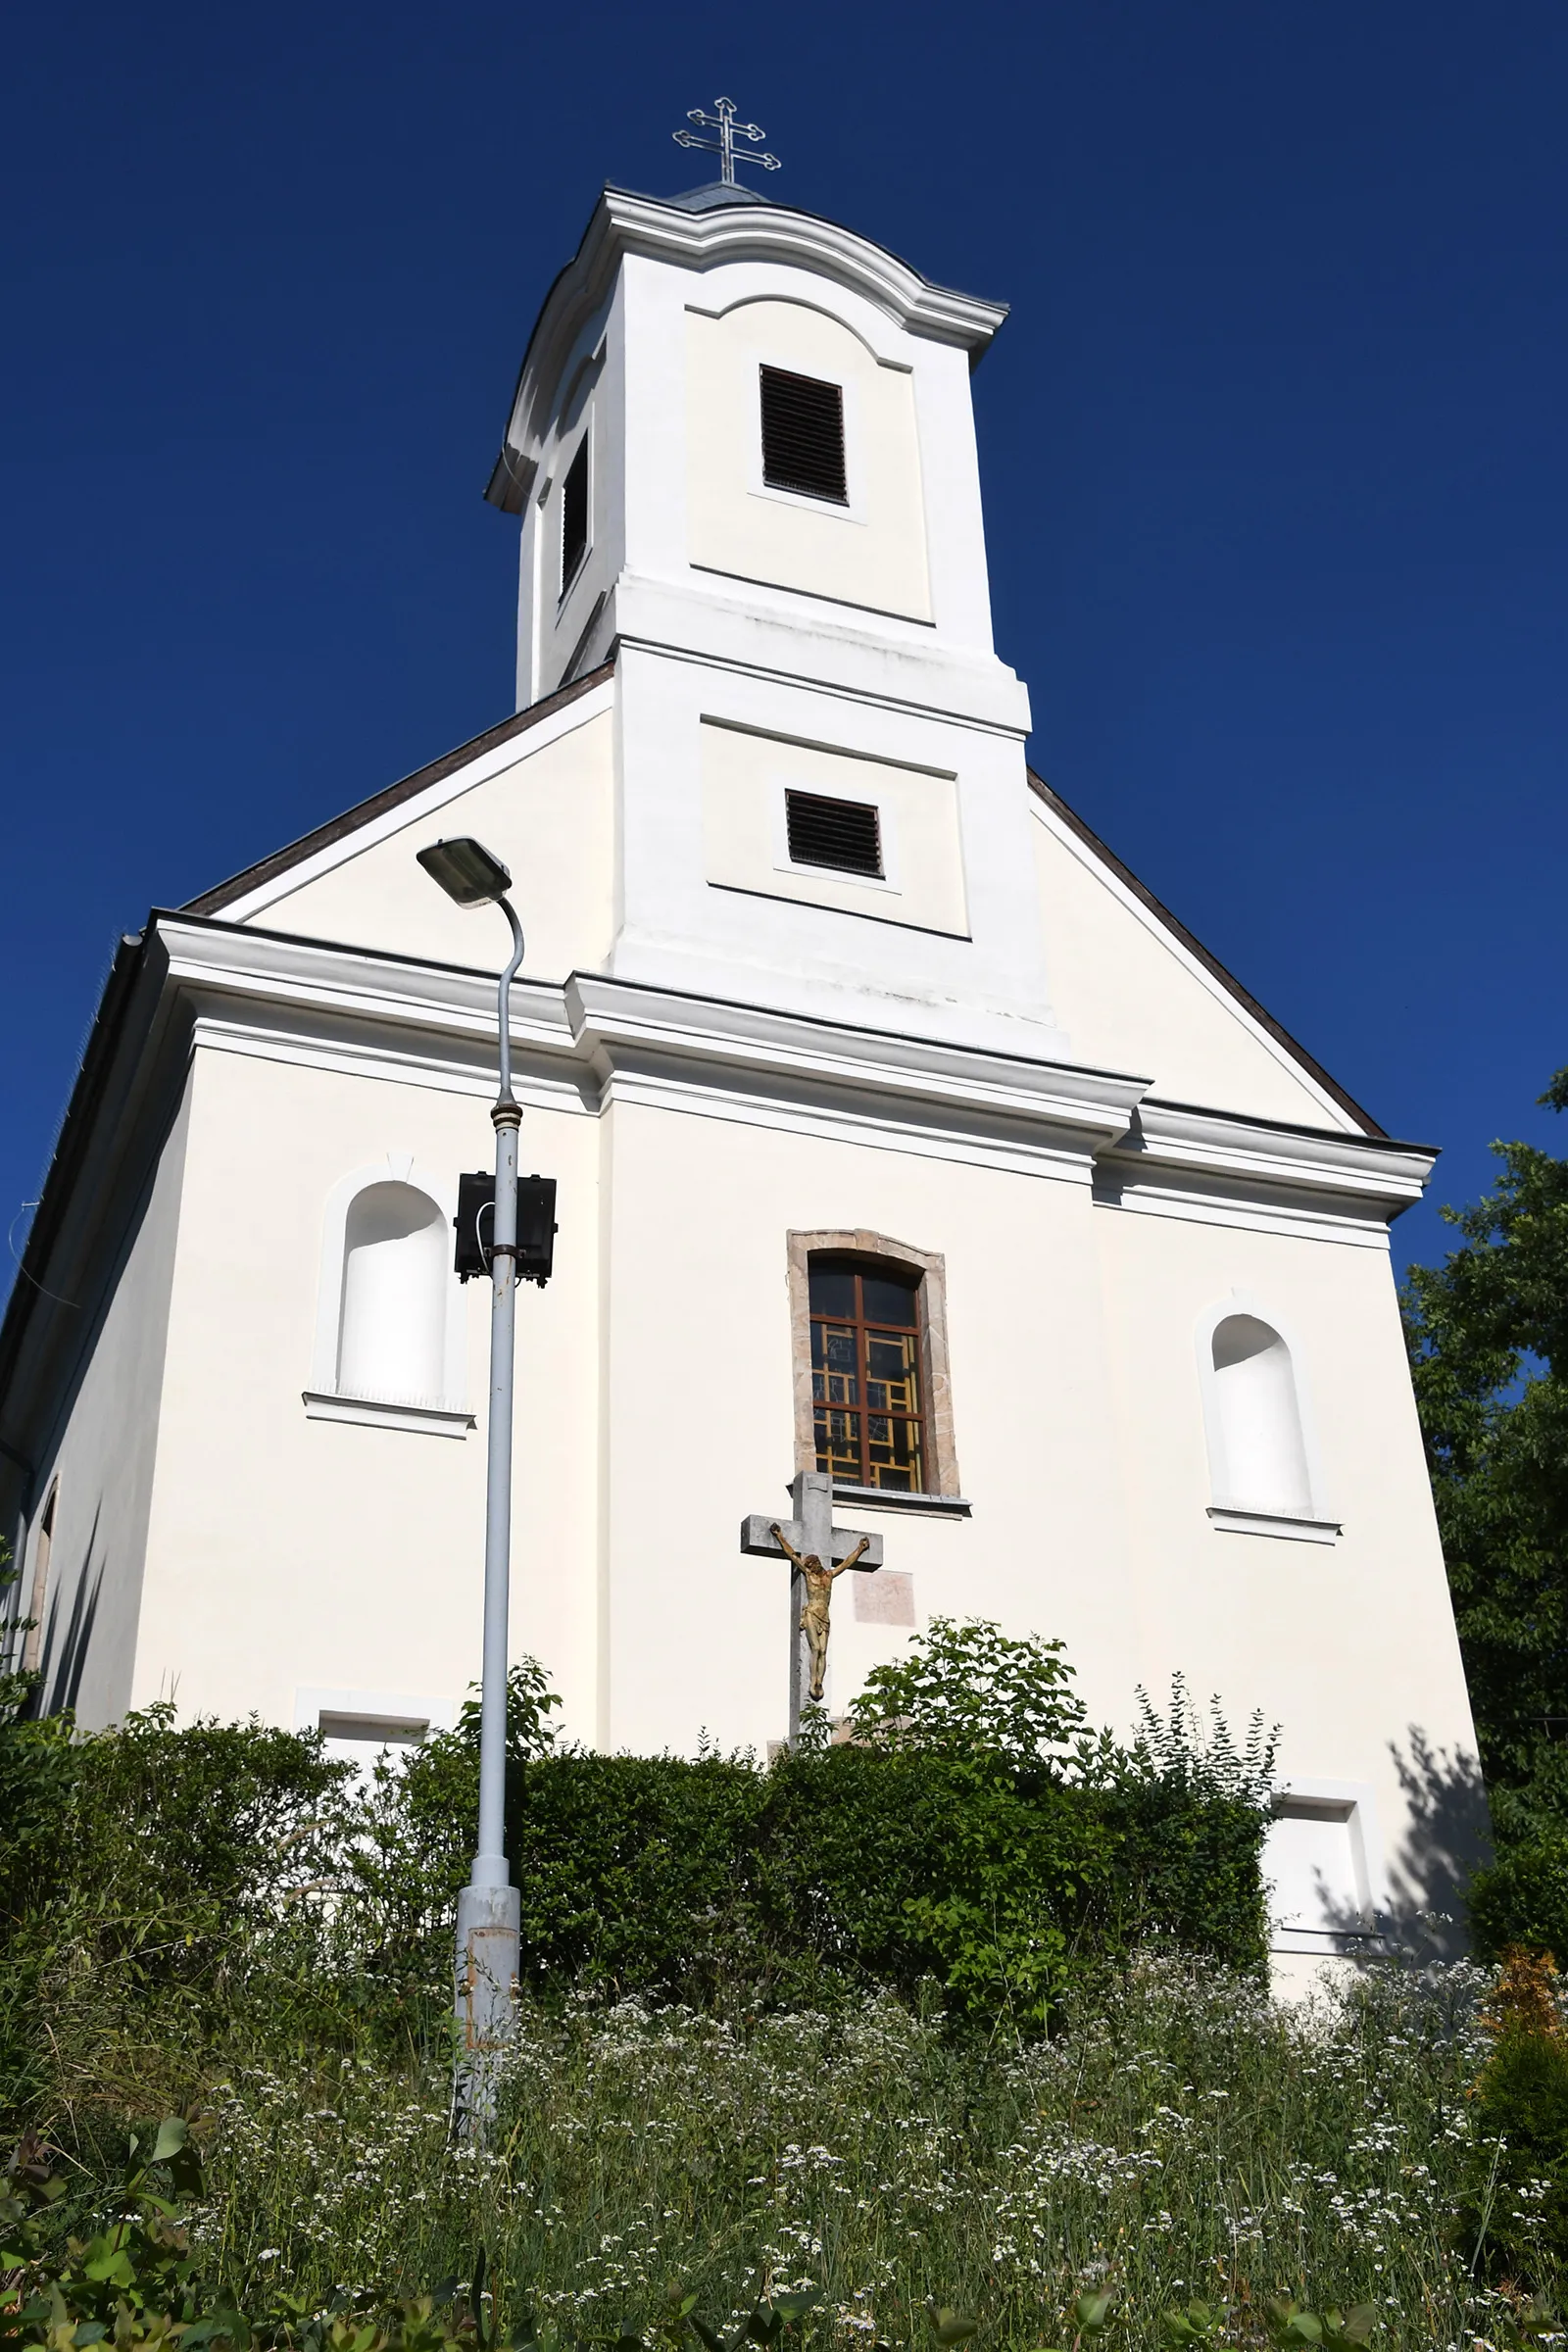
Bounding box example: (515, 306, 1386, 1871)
(611, 647, 1065, 1054)
(686, 298, 932, 620)
(6, 916, 1482, 1951)
(1031, 797, 1351, 1128)
(1093, 1199, 1480, 1932)
(127, 1045, 604, 1740)
(700, 719, 968, 938)
(241, 702, 615, 975)
(20, 1090, 192, 1727)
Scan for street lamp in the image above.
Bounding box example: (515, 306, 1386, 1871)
(417, 833, 528, 2125)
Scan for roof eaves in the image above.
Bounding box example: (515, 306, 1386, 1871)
(0, 928, 154, 1456)
(1025, 766, 1387, 1140)
(185, 661, 616, 918)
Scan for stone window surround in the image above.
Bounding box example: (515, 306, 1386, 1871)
(786, 1228, 962, 1501)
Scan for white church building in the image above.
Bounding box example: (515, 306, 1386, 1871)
(0, 161, 1486, 1969)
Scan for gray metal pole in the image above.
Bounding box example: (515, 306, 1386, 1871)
(454, 898, 526, 2128)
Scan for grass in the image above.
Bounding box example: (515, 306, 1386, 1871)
(37, 1950, 1539, 2352)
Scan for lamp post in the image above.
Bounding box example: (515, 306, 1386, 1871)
(416, 833, 528, 2125)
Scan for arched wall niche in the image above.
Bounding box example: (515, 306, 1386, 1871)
(1195, 1293, 1336, 1539)
(337, 1183, 448, 1404)
(305, 1155, 471, 1438)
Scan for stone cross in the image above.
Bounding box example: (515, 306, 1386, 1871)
(740, 1469, 883, 1744)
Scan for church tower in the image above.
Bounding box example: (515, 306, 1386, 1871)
(480, 170, 1066, 1055)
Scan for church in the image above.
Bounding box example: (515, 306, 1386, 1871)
(0, 127, 1485, 1976)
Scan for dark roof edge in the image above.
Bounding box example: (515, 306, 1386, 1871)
(1139, 1095, 1435, 1155)
(185, 661, 617, 918)
(1025, 767, 1387, 1140)
(0, 930, 152, 1453)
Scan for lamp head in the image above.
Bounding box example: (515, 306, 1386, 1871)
(416, 836, 513, 907)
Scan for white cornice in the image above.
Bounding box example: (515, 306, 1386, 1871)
(138, 920, 1434, 1233)
(564, 972, 1146, 1162)
(1127, 1100, 1435, 1207)
(611, 580, 1031, 737)
(493, 187, 1008, 503)
(1097, 1099, 1436, 1247)
(599, 191, 1008, 349)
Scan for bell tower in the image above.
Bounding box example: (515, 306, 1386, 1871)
(483, 148, 1066, 1056)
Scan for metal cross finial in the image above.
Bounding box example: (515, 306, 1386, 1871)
(672, 95, 780, 186)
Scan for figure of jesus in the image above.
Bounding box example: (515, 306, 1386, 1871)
(769, 1522, 870, 1702)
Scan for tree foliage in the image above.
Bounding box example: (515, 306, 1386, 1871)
(1402, 1066, 1568, 1814)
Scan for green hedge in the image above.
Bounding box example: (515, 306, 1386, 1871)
(0, 1623, 1273, 2124)
(476, 1742, 1270, 2013)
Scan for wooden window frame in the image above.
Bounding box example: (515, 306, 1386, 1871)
(786, 1229, 961, 1498)
(23, 1478, 57, 1676)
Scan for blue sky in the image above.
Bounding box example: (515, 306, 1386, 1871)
(3, 0, 1564, 1307)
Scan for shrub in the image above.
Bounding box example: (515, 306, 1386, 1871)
(1468, 1831, 1568, 1963)
(1460, 1946, 1568, 2286)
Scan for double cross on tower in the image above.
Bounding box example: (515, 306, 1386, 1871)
(672, 97, 781, 188)
(741, 1471, 884, 1745)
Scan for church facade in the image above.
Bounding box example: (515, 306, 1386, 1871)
(0, 172, 1485, 1971)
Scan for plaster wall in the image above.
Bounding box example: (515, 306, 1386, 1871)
(686, 298, 932, 621)
(585, 1085, 1479, 1931)
(18, 1087, 191, 1728)
(522, 275, 625, 707)
(1031, 800, 1352, 1129)
(245, 705, 615, 977)
(130, 1045, 603, 1740)
(701, 718, 968, 937)
(1091, 1200, 1485, 1930)
(595, 1094, 1134, 1756)
(612, 647, 1065, 1054)
(39, 988, 1479, 1936)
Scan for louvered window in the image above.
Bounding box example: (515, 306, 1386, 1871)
(785, 790, 883, 878)
(760, 366, 848, 504)
(561, 438, 589, 593)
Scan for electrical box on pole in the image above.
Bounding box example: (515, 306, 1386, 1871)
(454, 1171, 558, 1286)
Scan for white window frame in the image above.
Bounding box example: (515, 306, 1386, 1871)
(1194, 1291, 1340, 1542)
(303, 1153, 472, 1438)
(1265, 1775, 1389, 1954)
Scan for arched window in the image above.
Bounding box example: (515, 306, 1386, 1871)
(336, 1183, 448, 1405)
(809, 1253, 926, 1493)
(1208, 1313, 1312, 1517)
(785, 1230, 965, 1504)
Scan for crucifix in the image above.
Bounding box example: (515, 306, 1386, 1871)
(740, 1470, 884, 1744)
(672, 96, 782, 187)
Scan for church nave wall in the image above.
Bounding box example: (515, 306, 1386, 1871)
(126, 1045, 603, 1745)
